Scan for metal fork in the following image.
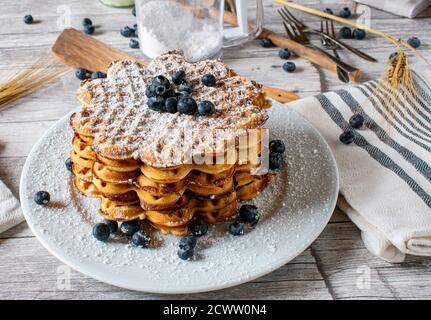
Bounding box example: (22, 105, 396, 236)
(280, 6, 377, 63)
(321, 20, 340, 58)
(278, 11, 355, 83)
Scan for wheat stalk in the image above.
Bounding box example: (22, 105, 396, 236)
(0, 55, 71, 112)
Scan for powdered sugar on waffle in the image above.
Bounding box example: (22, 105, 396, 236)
(73, 51, 269, 167)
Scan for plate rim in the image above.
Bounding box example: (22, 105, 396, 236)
(19, 107, 339, 294)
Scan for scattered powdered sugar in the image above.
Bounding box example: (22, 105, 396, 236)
(22, 103, 338, 292)
(137, 1, 223, 62)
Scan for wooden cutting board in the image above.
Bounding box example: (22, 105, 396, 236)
(51, 28, 299, 103)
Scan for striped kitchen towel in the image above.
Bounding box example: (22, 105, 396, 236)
(0, 179, 23, 234)
(289, 73, 431, 262)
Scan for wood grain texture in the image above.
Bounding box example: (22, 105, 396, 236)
(1, 0, 431, 300)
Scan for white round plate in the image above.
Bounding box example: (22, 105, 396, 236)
(20, 102, 339, 294)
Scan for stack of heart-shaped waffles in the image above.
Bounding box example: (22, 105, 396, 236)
(70, 50, 276, 236)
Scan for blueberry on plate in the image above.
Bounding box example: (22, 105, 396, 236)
(154, 85, 166, 96)
(84, 24, 95, 35)
(239, 205, 259, 224)
(260, 38, 272, 48)
(269, 153, 283, 170)
(278, 48, 291, 60)
(165, 97, 178, 113)
(179, 235, 197, 250)
(145, 84, 157, 98)
(34, 191, 50, 205)
(407, 36, 421, 49)
(389, 52, 398, 60)
(282, 62, 296, 73)
(163, 89, 176, 99)
(65, 158, 73, 172)
(339, 26, 352, 39)
(178, 246, 194, 260)
(269, 140, 285, 154)
(120, 26, 133, 38)
(131, 230, 151, 248)
(353, 28, 366, 40)
(82, 18, 92, 26)
(178, 81, 192, 94)
(75, 68, 89, 80)
(103, 219, 118, 234)
(228, 222, 244, 236)
(172, 70, 186, 85)
(201, 74, 216, 87)
(153, 75, 170, 88)
(23, 15, 33, 24)
(325, 8, 334, 15)
(349, 114, 365, 129)
(92, 223, 111, 242)
(148, 96, 165, 111)
(339, 7, 351, 18)
(198, 101, 215, 116)
(120, 220, 140, 236)
(189, 219, 208, 237)
(129, 39, 139, 49)
(339, 131, 355, 144)
(91, 71, 106, 79)
(178, 96, 197, 115)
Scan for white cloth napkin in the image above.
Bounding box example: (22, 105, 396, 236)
(354, 0, 431, 18)
(288, 73, 431, 262)
(0, 179, 24, 234)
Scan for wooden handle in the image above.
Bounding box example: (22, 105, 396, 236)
(52, 28, 299, 103)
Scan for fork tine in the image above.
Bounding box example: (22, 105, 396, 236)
(320, 20, 324, 33)
(277, 8, 290, 24)
(282, 21, 295, 39)
(281, 7, 305, 28)
(330, 20, 336, 38)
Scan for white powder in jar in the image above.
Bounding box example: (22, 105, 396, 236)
(137, 0, 223, 62)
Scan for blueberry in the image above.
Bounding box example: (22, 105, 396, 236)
(132, 27, 138, 37)
(82, 18, 92, 26)
(129, 39, 139, 49)
(407, 36, 421, 49)
(131, 230, 151, 248)
(239, 205, 259, 224)
(278, 48, 291, 60)
(189, 219, 208, 237)
(104, 219, 118, 234)
(179, 235, 197, 249)
(148, 96, 165, 111)
(93, 223, 110, 242)
(349, 114, 365, 129)
(339, 7, 351, 18)
(353, 28, 366, 40)
(153, 75, 170, 88)
(132, 7, 136, 16)
(34, 191, 50, 205)
(172, 70, 186, 85)
(23, 15, 33, 24)
(228, 222, 244, 236)
(269, 140, 285, 154)
(165, 97, 178, 113)
(389, 52, 398, 60)
(201, 74, 216, 87)
(75, 68, 89, 80)
(269, 153, 282, 170)
(339, 26, 352, 39)
(91, 71, 106, 79)
(178, 82, 192, 94)
(282, 62, 296, 73)
(177, 96, 197, 115)
(339, 131, 355, 144)
(65, 158, 73, 172)
(260, 38, 272, 48)
(198, 101, 215, 116)
(84, 24, 95, 35)
(178, 246, 194, 260)
(120, 26, 133, 38)
(325, 8, 334, 15)
(163, 89, 176, 99)
(154, 85, 166, 96)
(92, 223, 110, 242)
(120, 220, 140, 236)
(145, 84, 157, 98)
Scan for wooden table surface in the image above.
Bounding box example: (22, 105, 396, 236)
(1, 0, 431, 300)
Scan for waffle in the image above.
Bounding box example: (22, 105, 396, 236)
(70, 50, 277, 236)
